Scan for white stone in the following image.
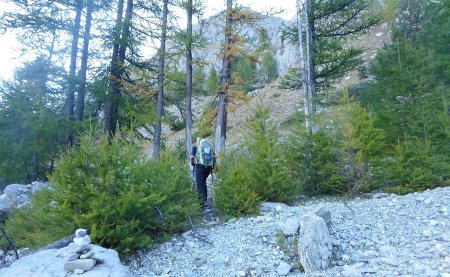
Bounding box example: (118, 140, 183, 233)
(64, 259, 96, 272)
(80, 250, 95, 259)
(73, 235, 91, 247)
(75, 228, 87, 238)
(341, 263, 363, 277)
(260, 202, 288, 212)
(74, 269, 85, 274)
(237, 270, 246, 276)
(276, 261, 291, 276)
(422, 229, 432, 237)
(281, 218, 299, 236)
(65, 252, 80, 261)
(297, 214, 332, 273)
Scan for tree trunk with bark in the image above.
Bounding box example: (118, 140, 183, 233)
(105, 0, 133, 137)
(297, 0, 310, 131)
(185, 0, 193, 160)
(76, 0, 93, 122)
(297, 0, 316, 133)
(153, 0, 169, 159)
(65, 0, 82, 149)
(214, 0, 233, 155)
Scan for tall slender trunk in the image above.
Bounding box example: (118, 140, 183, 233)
(153, 0, 169, 159)
(65, 0, 83, 149)
(214, 0, 233, 155)
(77, 0, 94, 122)
(297, 0, 316, 133)
(105, 0, 126, 136)
(297, 0, 310, 131)
(185, 0, 193, 160)
(305, 0, 316, 133)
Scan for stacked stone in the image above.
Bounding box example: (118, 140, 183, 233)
(64, 229, 100, 274)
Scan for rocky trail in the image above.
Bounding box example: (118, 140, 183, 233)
(128, 186, 450, 277)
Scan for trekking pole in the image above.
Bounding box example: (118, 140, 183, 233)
(211, 169, 215, 207)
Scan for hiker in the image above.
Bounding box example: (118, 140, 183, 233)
(190, 137, 215, 207)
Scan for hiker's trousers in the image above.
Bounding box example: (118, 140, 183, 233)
(195, 165, 212, 206)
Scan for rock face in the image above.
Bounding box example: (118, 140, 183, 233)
(0, 244, 130, 277)
(297, 214, 333, 273)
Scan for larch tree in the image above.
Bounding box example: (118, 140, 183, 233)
(152, 0, 169, 159)
(214, 0, 233, 154)
(65, 0, 83, 148)
(76, 0, 95, 122)
(105, 0, 134, 137)
(184, 0, 194, 160)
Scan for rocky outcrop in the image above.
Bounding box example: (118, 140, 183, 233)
(0, 182, 49, 220)
(0, 229, 130, 277)
(297, 213, 333, 273)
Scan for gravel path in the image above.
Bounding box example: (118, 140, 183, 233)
(128, 187, 450, 277)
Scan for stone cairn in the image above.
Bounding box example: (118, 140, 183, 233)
(63, 229, 103, 274)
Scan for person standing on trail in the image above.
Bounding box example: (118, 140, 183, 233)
(190, 137, 215, 207)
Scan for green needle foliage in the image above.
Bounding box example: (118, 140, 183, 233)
(214, 152, 261, 217)
(242, 105, 295, 202)
(288, 128, 344, 195)
(6, 133, 200, 254)
(215, 105, 297, 216)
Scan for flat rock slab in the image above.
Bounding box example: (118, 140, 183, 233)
(64, 258, 96, 272)
(0, 244, 130, 277)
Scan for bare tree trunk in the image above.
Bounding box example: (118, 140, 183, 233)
(305, 0, 317, 134)
(65, 0, 82, 149)
(185, 0, 193, 160)
(76, 0, 93, 122)
(214, 0, 233, 155)
(296, 0, 311, 132)
(153, 0, 169, 159)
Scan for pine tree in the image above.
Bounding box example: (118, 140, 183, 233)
(282, 0, 379, 90)
(0, 58, 65, 183)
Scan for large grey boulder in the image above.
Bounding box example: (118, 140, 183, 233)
(297, 214, 333, 273)
(3, 184, 32, 207)
(0, 244, 130, 277)
(0, 182, 51, 220)
(0, 184, 32, 220)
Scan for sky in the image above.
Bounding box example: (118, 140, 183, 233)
(0, 0, 297, 81)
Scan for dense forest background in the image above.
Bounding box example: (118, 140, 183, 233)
(0, 0, 448, 254)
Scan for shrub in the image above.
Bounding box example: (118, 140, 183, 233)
(288, 129, 345, 195)
(242, 105, 296, 202)
(380, 138, 450, 194)
(334, 91, 386, 192)
(214, 105, 297, 216)
(5, 188, 73, 249)
(6, 134, 200, 254)
(214, 153, 260, 217)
